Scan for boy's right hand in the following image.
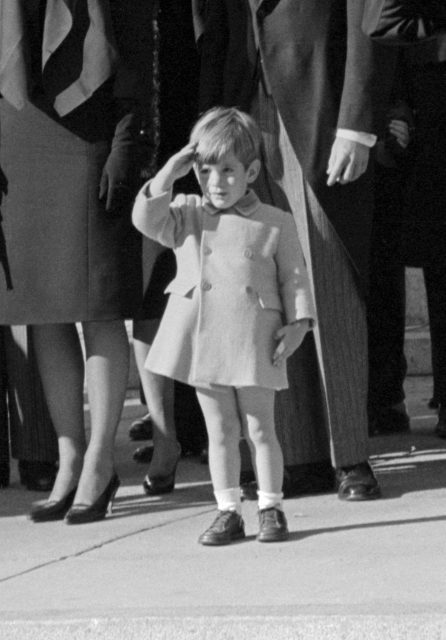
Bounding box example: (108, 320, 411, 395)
(150, 144, 197, 196)
(165, 143, 198, 179)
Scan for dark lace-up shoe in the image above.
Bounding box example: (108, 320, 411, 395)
(257, 507, 289, 542)
(198, 510, 245, 546)
(336, 461, 381, 501)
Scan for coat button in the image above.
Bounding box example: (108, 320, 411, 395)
(201, 280, 212, 291)
(203, 246, 212, 256)
(244, 248, 253, 259)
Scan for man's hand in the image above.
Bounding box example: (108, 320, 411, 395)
(326, 138, 370, 186)
(272, 319, 311, 368)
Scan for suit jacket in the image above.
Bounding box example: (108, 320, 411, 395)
(199, 0, 388, 283)
(362, 0, 446, 44)
(132, 186, 315, 389)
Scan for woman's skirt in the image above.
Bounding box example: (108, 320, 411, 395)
(0, 100, 141, 324)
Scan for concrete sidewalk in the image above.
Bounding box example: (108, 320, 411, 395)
(1, 376, 446, 639)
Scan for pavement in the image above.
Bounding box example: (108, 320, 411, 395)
(1, 375, 446, 640)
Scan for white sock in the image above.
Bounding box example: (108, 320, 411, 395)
(214, 487, 242, 514)
(257, 490, 283, 511)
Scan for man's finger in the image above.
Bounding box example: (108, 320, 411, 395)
(327, 159, 345, 186)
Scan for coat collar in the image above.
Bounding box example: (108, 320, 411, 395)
(202, 189, 261, 217)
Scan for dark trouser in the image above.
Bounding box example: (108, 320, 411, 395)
(367, 165, 407, 415)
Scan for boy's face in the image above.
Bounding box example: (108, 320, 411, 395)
(194, 152, 260, 210)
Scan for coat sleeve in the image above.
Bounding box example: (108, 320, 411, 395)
(275, 214, 316, 325)
(132, 185, 202, 249)
(362, 0, 445, 44)
(337, 0, 375, 133)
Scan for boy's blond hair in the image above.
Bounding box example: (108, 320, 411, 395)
(190, 107, 262, 168)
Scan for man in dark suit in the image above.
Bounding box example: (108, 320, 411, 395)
(200, 0, 385, 500)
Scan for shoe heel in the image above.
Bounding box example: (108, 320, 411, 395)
(142, 444, 181, 496)
(107, 482, 120, 515)
(65, 473, 120, 524)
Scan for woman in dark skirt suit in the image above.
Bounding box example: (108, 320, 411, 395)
(0, 0, 156, 522)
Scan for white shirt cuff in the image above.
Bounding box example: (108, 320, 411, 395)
(336, 129, 377, 148)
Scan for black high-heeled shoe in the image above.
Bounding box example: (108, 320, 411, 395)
(142, 446, 181, 496)
(29, 487, 77, 522)
(65, 473, 120, 525)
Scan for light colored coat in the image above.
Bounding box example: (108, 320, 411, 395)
(132, 186, 315, 389)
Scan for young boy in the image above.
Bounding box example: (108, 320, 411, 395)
(132, 107, 315, 544)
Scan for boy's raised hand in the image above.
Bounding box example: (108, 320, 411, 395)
(165, 143, 198, 180)
(272, 319, 311, 368)
(150, 143, 197, 196)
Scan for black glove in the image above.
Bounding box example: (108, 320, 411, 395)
(99, 110, 140, 216)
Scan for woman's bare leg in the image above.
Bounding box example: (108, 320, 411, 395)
(75, 319, 129, 505)
(32, 323, 86, 501)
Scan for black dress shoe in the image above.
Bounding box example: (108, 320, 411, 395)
(198, 510, 245, 546)
(369, 407, 410, 436)
(65, 473, 120, 524)
(129, 414, 153, 441)
(0, 462, 10, 489)
(18, 460, 58, 492)
(132, 445, 154, 464)
(337, 462, 381, 501)
(30, 487, 77, 522)
(257, 507, 289, 542)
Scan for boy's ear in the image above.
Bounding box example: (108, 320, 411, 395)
(247, 158, 261, 183)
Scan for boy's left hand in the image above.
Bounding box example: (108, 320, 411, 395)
(272, 319, 311, 367)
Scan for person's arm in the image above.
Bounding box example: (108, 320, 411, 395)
(362, 0, 445, 44)
(327, 0, 376, 186)
(132, 144, 198, 245)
